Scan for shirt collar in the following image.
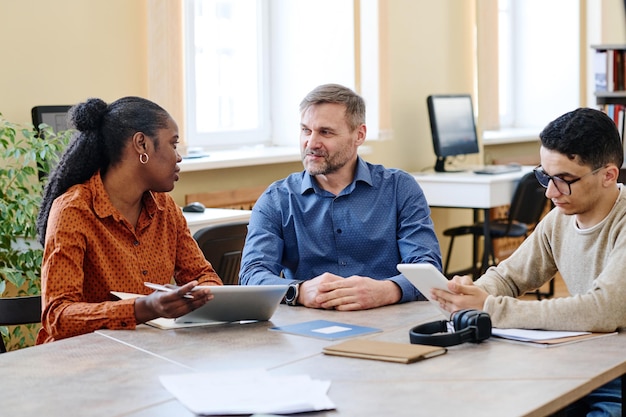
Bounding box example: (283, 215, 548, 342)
(354, 156, 373, 186)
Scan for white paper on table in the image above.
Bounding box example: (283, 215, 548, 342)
(159, 369, 335, 415)
(492, 328, 590, 341)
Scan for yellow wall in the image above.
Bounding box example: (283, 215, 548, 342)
(0, 0, 148, 123)
(371, 0, 477, 171)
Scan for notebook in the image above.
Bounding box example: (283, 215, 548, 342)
(323, 339, 447, 364)
(396, 263, 451, 319)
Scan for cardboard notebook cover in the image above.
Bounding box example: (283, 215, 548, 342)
(323, 339, 447, 364)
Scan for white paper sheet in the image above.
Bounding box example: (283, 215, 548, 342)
(160, 369, 335, 415)
(492, 328, 589, 341)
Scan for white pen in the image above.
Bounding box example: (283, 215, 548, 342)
(144, 282, 195, 299)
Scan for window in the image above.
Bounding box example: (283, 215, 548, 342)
(183, 0, 382, 151)
(185, 0, 270, 149)
(483, 0, 580, 137)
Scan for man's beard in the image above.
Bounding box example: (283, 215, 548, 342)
(303, 150, 349, 176)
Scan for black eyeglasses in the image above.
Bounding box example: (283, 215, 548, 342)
(533, 165, 605, 196)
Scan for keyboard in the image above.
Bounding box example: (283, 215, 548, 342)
(472, 164, 522, 175)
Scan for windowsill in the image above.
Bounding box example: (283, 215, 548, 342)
(179, 146, 302, 172)
(179, 144, 375, 172)
(482, 128, 541, 146)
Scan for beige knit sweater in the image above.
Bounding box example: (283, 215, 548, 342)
(476, 186, 626, 332)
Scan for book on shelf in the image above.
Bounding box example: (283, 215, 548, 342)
(610, 49, 625, 92)
(600, 104, 626, 168)
(592, 46, 626, 94)
(594, 50, 608, 92)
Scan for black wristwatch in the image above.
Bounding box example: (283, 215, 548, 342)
(285, 281, 303, 306)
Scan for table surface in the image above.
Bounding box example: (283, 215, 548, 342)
(2, 302, 624, 417)
(412, 166, 534, 209)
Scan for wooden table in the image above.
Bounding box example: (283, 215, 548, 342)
(1, 302, 624, 417)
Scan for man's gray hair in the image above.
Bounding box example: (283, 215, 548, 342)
(299, 84, 366, 131)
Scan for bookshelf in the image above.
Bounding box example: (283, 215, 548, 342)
(592, 45, 626, 104)
(592, 45, 626, 176)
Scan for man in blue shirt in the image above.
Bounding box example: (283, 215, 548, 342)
(240, 84, 441, 310)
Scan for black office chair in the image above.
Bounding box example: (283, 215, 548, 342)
(31, 105, 72, 134)
(443, 172, 548, 281)
(0, 295, 42, 353)
(193, 221, 249, 285)
(31, 105, 72, 180)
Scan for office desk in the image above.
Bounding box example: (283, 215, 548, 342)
(412, 167, 534, 274)
(3, 302, 623, 417)
(182, 207, 252, 235)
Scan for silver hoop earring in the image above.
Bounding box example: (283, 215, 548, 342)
(140, 153, 149, 164)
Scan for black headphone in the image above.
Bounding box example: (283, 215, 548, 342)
(409, 309, 492, 347)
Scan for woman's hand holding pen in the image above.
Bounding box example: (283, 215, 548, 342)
(135, 280, 214, 324)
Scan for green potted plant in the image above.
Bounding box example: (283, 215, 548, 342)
(0, 114, 71, 350)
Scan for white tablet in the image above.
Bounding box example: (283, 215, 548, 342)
(397, 263, 452, 319)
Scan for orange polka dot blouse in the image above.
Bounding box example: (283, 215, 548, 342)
(37, 172, 222, 343)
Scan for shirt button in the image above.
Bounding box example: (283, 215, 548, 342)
(142, 270, 148, 275)
(133, 241, 139, 246)
(121, 322, 127, 327)
(336, 229, 342, 234)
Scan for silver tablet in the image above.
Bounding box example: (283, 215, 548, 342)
(145, 283, 288, 323)
(397, 263, 451, 319)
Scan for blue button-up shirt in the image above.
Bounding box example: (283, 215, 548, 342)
(239, 157, 442, 303)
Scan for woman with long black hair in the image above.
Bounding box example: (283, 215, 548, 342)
(36, 96, 221, 343)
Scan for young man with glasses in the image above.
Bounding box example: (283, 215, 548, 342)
(433, 107, 625, 417)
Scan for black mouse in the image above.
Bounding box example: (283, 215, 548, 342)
(182, 201, 206, 213)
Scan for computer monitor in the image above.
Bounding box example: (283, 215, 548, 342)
(426, 94, 480, 172)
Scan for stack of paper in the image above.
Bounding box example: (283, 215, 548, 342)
(492, 328, 617, 347)
(160, 369, 335, 415)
